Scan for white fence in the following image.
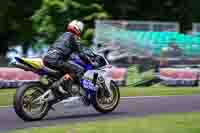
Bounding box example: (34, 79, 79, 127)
(95, 20, 179, 32)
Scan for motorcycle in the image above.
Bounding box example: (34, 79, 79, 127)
(12, 48, 120, 121)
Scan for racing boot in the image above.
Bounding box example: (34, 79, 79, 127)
(49, 74, 73, 98)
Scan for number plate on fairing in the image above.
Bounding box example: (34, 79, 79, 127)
(81, 79, 96, 91)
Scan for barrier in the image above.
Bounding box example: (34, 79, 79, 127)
(158, 68, 199, 86)
(0, 80, 39, 88)
(0, 67, 127, 88)
(0, 68, 39, 88)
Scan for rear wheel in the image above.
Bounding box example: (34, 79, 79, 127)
(92, 81, 120, 113)
(14, 83, 50, 121)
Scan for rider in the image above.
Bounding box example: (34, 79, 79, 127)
(43, 20, 90, 96)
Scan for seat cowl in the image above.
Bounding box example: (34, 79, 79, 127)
(15, 57, 62, 77)
(15, 57, 43, 69)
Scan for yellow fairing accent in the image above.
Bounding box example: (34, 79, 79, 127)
(21, 58, 44, 69)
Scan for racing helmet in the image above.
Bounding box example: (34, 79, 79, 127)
(67, 20, 84, 37)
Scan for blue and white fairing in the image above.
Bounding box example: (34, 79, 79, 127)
(71, 53, 111, 103)
(71, 55, 96, 92)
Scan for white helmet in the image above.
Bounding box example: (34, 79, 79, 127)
(67, 20, 84, 36)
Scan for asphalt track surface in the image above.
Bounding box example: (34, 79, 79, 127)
(1, 95, 200, 132)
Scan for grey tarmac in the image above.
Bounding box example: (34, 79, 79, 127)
(1, 95, 200, 132)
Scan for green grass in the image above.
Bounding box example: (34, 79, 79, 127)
(0, 89, 15, 106)
(126, 66, 155, 85)
(121, 86, 200, 97)
(8, 112, 200, 133)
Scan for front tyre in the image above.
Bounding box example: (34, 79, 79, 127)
(92, 81, 120, 113)
(14, 83, 50, 121)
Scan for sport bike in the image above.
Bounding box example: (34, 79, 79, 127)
(12, 48, 120, 121)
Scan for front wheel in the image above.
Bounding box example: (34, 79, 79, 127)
(92, 80, 120, 113)
(14, 83, 50, 121)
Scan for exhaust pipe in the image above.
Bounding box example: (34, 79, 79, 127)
(12, 62, 34, 71)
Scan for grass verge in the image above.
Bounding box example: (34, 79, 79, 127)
(0, 89, 15, 106)
(121, 86, 200, 97)
(8, 112, 200, 133)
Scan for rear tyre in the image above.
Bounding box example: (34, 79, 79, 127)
(92, 81, 120, 113)
(14, 83, 50, 121)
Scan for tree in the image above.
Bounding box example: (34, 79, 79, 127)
(0, 0, 42, 64)
(103, 0, 193, 32)
(32, 0, 109, 45)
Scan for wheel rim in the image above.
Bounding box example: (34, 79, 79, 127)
(22, 87, 48, 118)
(96, 83, 119, 110)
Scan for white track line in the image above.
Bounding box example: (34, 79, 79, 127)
(0, 105, 12, 108)
(0, 96, 161, 108)
(122, 95, 200, 99)
(121, 96, 163, 99)
(1, 95, 200, 108)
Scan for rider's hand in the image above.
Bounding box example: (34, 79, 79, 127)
(78, 53, 91, 64)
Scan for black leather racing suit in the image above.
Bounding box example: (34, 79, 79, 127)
(43, 32, 89, 94)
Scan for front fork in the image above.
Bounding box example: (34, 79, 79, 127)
(96, 75, 113, 98)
